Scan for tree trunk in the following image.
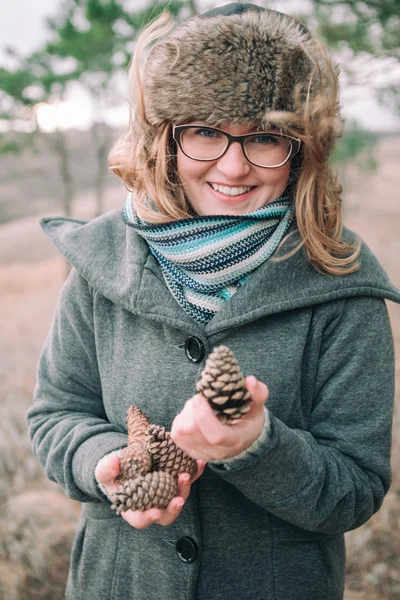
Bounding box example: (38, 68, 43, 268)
(44, 127, 74, 277)
(53, 128, 74, 218)
(187, 0, 198, 16)
(35, 108, 73, 277)
(91, 121, 110, 217)
(35, 109, 74, 218)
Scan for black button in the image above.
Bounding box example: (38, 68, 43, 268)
(184, 336, 205, 363)
(176, 537, 198, 563)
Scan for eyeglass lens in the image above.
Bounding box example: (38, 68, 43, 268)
(180, 128, 292, 167)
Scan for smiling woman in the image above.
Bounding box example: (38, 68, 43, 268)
(108, 5, 356, 277)
(27, 4, 400, 600)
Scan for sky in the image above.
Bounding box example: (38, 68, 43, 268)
(1, 0, 400, 132)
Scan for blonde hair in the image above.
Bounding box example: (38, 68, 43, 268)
(109, 11, 360, 275)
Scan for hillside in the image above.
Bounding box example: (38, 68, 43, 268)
(0, 127, 121, 225)
(0, 134, 399, 599)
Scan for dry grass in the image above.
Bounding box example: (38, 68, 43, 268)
(341, 136, 400, 600)
(0, 259, 81, 600)
(0, 136, 399, 599)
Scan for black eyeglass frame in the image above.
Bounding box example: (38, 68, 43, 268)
(172, 124, 301, 169)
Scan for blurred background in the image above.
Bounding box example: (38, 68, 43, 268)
(0, 1, 399, 598)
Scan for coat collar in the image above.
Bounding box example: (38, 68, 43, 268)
(41, 210, 400, 334)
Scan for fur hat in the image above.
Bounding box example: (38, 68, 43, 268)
(143, 3, 314, 128)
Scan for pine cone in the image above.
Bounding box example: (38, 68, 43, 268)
(126, 406, 151, 445)
(146, 425, 197, 478)
(117, 443, 152, 484)
(196, 345, 252, 424)
(110, 404, 199, 513)
(111, 471, 177, 514)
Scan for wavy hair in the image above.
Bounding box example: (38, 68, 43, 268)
(109, 11, 360, 275)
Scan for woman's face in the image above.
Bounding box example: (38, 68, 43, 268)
(176, 121, 291, 216)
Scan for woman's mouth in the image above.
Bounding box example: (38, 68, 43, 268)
(208, 182, 256, 198)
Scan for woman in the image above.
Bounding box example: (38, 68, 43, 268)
(28, 4, 400, 600)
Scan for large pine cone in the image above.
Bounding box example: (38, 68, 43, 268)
(111, 471, 177, 514)
(117, 443, 152, 484)
(196, 345, 252, 424)
(146, 425, 197, 478)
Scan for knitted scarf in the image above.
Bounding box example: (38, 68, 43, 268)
(122, 193, 294, 324)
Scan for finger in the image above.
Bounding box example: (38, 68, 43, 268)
(155, 471, 196, 527)
(121, 507, 161, 530)
(171, 398, 199, 439)
(154, 496, 186, 526)
(245, 376, 269, 407)
(193, 394, 234, 445)
(176, 472, 192, 501)
(191, 459, 207, 483)
(163, 462, 206, 518)
(171, 399, 206, 455)
(95, 453, 121, 484)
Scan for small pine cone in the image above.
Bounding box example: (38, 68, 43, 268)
(111, 471, 177, 514)
(146, 425, 197, 479)
(196, 345, 252, 424)
(117, 443, 152, 484)
(126, 406, 151, 445)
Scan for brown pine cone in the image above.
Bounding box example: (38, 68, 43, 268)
(146, 425, 197, 479)
(196, 345, 252, 424)
(110, 471, 177, 514)
(117, 443, 152, 484)
(126, 406, 151, 445)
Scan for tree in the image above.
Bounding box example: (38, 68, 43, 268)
(0, 64, 37, 154)
(312, 0, 399, 59)
(293, 0, 398, 192)
(0, 53, 75, 219)
(187, 0, 198, 15)
(302, 0, 400, 120)
(44, 0, 184, 216)
(331, 122, 378, 197)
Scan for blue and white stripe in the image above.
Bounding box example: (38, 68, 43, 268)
(123, 193, 294, 324)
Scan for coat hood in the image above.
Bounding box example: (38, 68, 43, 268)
(41, 210, 400, 334)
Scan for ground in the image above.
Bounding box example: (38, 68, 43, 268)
(0, 135, 399, 598)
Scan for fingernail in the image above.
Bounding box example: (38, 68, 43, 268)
(182, 474, 190, 483)
(247, 375, 257, 389)
(175, 499, 184, 510)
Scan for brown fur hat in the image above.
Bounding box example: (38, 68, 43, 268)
(143, 4, 315, 128)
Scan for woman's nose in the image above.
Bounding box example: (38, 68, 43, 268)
(216, 142, 251, 178)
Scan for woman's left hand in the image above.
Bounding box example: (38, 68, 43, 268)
(170, 376, 269, 461)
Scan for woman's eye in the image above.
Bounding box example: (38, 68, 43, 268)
(251, 135, 277, 145)
(194, 128, 220, 138)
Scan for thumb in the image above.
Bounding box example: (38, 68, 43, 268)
(95, 452, 121, 484)
(245, 375, 269, 407)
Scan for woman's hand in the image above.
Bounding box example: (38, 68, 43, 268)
(95, 453, 206, 529)
(170, 375, 269, 461)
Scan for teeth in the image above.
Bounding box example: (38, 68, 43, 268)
(210, 183, 253, 196)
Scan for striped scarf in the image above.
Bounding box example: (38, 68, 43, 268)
(122, 193, 294, 324)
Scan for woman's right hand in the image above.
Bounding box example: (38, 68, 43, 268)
(95, 453, 206, 529)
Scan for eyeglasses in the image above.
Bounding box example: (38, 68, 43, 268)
(173, 125, 301, 168)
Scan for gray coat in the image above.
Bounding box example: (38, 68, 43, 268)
(27, 210, 400, 600)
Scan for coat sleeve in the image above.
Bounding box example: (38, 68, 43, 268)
(27, 268, 128, 503)
(209, 296, 395, 535)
